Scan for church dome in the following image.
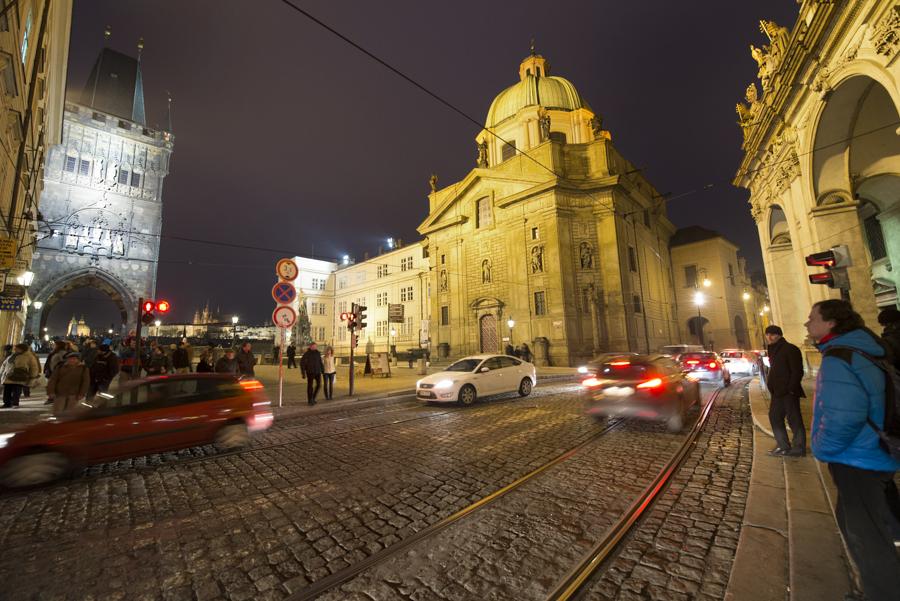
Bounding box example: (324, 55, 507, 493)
(484, 52, 587, 128)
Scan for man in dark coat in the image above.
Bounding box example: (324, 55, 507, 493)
(300, 342, 324, 406)
(286, 344, 297, 369)
(236, 342, 256, 377)
(765, 324, 806, 456)
(214, 348, 239, 375)
(877, 307, 900, 369)
(89, 344, 119, 398)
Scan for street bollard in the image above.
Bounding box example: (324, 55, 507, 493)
(417, 357, 427, 375)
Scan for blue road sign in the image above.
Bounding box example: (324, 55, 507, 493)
(0, 298, 22, 311)
(272, 281, 297, 305)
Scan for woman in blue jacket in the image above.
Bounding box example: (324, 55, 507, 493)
(807, 299, 900, 601)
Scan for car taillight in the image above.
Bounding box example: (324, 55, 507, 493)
(240, 379, 264, 391)
(609, 361, 631, 367)
(581, 377, 602, 388)
(707, 362, 719, 370)
(686, 360, 699, 366)
(637, 377, 664, 389)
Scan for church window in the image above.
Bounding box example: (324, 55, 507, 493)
(19, 9, 31, 64)
(441, 306, 449, 326)
(63, 155, 76, 173)
(501, 140, 517, 162)
(91, 112, 106, 123)
(633, 295, 643, 314)
(531, 227, 539, 240)
(549, 132, 566, 144)
(118, 169, 130, 185)
(476, 198, 492, 228)
(440, 254, 445, 265)
(78, 159, 91, 176)
(118, 120, 131, 130)
(131, 171, 142, 187)
(643, 209, 651, 228)
(628, 246, 637, 272)
(534, 291, 547, 316)
(684, 265, 698, 288)
(535, 67, 541, 76)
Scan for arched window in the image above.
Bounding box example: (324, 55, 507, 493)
(769, 205, 790, 245)
(549, 131, 566, 144)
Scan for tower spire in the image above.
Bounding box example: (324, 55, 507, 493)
(103, 25, 111, 45)
(132, 37, 146, 126)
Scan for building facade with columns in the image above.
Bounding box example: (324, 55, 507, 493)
(735, 2, 900, 358)
(420, 51, 680, 366)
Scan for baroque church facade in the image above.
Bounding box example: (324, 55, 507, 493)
(28, 39, 173, 336)
(735, 2, 900, 358)
(420, 52, 680, 366)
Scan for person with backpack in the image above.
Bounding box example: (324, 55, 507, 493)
(806, 299, 900, 601)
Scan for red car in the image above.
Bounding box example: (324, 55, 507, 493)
(0, 374, 273, 488)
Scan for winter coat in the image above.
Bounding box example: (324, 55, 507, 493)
(766, 337, 806, 397)
(214, 356, 239, 375)
(300, 349, 324, 377)
(81, 346, 98, 368)
(145, 353, 172, 376)
(1, 351, 39, 386)
(323, 354, 336, 374)
(236, 350, 256, 376)
(172, 347, 191, 369)
(90, 351, 120, 384)
(196, 356, 213, 373)
(287, 345, 296, 359)
(44, 349, 65, 377)
(812, 328, 900, 473)
(119, 346, 139, 375)
(47, 362, 90, 398)
(881, 322, 900, 370)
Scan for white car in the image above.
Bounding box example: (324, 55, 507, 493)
(416, 354, 537, 405)
(720, 350, 758, 376)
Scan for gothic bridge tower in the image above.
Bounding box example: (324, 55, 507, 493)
(28, 34, 173, 335)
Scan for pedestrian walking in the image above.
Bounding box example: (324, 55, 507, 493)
(196, 350, 214, 373)
(505, 343, 515, 357)
(19, 344, 39, 399)
(172, 341, 191, 374)
(236, 342, 256, 377)
(47, 352, 90, 416)
(89, 344, 119, 398)
(287, 343, 297, 369)
(81, 339, 98, 369)
(764, 324, 807, 457)
(806, 299, 900, 601)
(214, 348, 239, 375)
(44, 340, 66, 378)
(1, 344, 40, 408)
(520, 343, 532, 362)
(322, 346, 336, 400)
(300, 342, 324, 405)
(118, 338, 140, 382)
(145, 345, 172, 376)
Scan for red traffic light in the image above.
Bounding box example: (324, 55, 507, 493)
(805, 251, 836, 268)
(142, 300, 155, 313)
(809, 272, 834, 286)
(340, 312, 350, 321)
(156, 300, 171, 313)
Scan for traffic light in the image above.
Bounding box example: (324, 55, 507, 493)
(156, 300, 171, 314)
(141, 300, 156, 325)
(356, 304, 368, 329)
(806, 245, 851, 289)
(351, 333, 359, 349)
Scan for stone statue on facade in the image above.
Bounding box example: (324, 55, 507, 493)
(482, 259, 491, 283)
(429, 174, 438, 193)
(590, 115, 604, 138)
(531, 246, 544, 273)
(296, 296, 312, 346)
(476, 141, 488, 168)
(538, 111, 551, 142)
(439, 269, 448, 292)
(579, 242, 594, 269)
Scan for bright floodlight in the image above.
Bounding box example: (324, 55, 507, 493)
(386, 237, 395, 249)
(694, 291, 705, 306)
(390, 328, 396, 336)
(32, 301, 43, 310)
(232, 316, 239, 324)
(154, 320, 161, 327)
(17, 271, 34, 286)
(742, 292, 751, 301)
(763, 305, 770, 313)
(342, 255, 350, 265)
(702, 277, 712, 288)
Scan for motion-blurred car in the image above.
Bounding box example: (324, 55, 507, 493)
(416, 354, 536, 405)
(677, 352, 731, 386)
(581, 354, 701, 432)
(720, 350, 758, 376)
(659, 344, 704, 357)
(0, 374, 273, 488)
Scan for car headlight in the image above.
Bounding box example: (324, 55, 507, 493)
(0, 433, 16, 449)
(577, 366, 589, 374)
(434, 379, 454, 389)
(416, 380, 422, 388)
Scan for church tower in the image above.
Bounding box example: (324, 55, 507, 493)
(28, 32, 173, 335)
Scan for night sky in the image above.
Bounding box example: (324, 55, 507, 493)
(49, 0, 799, 334)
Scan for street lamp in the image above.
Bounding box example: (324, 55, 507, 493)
(742, 291, 751, 301)
(507, 318, 515, 346)
(232, 315, 239, 341)
(16, 271, 34, 287)
(389, 326, 396, 356)
(694, 291, 706, 349)
(32, 301, 42, 310)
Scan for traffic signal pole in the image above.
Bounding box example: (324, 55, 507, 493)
(135, 297, 143, 378)
(349, 331, 355, 397)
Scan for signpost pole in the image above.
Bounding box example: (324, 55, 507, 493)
(349, 329, 355, 397)
(278, 326, 285, 408)
(135, 297, 143, 378)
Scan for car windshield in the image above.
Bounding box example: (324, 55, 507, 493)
(721, 351, 744, 359)
(593, 360, 651, 380)
(446, 359, 482, 372)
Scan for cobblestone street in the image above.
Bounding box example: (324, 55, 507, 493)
(0, 381, 747, 600)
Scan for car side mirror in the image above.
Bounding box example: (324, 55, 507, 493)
(479, 367, 490, 373)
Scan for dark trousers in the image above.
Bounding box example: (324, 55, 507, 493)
(88, 380, 110, 399)
(306, 374, 321, 403)
(287, 356, 296, 369)
(768, 393, 805, 451)
(323, 372, 335, 399)
(2, 384, 21, 407)
(828, 463, 900, 601)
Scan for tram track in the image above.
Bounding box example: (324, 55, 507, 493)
(290, 382, 731, 601)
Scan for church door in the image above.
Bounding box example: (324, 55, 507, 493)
(480, 314, 498, 353)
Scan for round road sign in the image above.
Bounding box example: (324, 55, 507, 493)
(272, 305, 297, 328)
(276, 258, 299, 281)
(271, 281, 297, 305)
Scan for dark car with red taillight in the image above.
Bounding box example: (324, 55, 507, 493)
(581, 354, 701, 432)
(676, 352, 731, 387)
(0, 374, 273, 488)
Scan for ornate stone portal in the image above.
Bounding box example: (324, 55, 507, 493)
(28, 44, 173, 335)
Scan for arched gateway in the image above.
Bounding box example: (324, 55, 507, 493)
(27, 44, 172, 337)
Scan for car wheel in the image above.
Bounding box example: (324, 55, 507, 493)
(215, 422, 250, 451)
(518, 378, 533, 397)
(0, 451, 69, 488)
(458, 384, 477, 406)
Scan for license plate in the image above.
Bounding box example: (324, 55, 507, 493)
(603, 386, 634, 397)
(418, 391, 435, 399)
